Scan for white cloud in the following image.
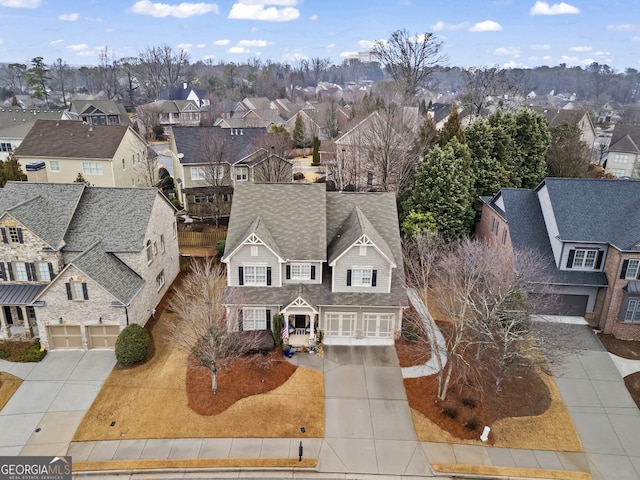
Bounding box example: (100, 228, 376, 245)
(50, 39, 64, 45)
(228, 46, 247, 54)
(310, 14, 317, 21)
(0, 0, 40, 7)
(177, 43, 193, 50)
(326, 43, 335, 49)
(560, 55, 579, 62)
(569, 46, 591, 52)
(237, 39, 271, 47)
(431, 20, 467, 31)
(633, 36, 640, 42)
(196, 43, 206, 48)
(530, 44, 551, 50)
(358, 40, 375, 50)
(228, 1, 299, 22)
(495, 47, 521, 56)
(530, 1, 580, 15)
(130, 0, 219, 18)
(213, 39, 230, 45)
(67, 43, 89, 51)
(607, 24, 635, 31)
(339, 51, 358, 58)
(86, 17, 103, 22)
(542, 55, 552, 61)
(58, 12, 78, 21)
(469, 20, 502, 32)
(283, 52, 307, 61)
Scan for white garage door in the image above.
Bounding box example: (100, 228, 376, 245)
(363, 313, 395, 338)
(47, 325, 83, 350)
(87, 325, 120, 349)
(324, 313, 356, 337)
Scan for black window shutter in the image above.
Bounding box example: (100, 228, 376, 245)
(7, 263, 13, 281)
(48, 263, 54, 279)
(17, 228, 23, 243)
(266, 310, 271, 330)
(82, 283, 89, 300)
(621, 260, 629, 279)
(238, 266, 244, 285)
(238, 310, 243, 331)
(266, 267, 272, 285)
(286, 265, 291, 279)
(346, 269, 352, 286)
(371, 269, 377, 287)
(65, 282, 72, 300)
(566, 249, 575, 268)
(0, 263, 5, 280)
(0, 228, 6, 243)
(595, 251, 604, 269)
(27, 263, 35, 281)
(310, 265, 316, 280)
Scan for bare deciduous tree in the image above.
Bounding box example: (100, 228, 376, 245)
(135, 147, 160, 187)
(252, 153, 293, 183)
(135, 103, 162, 140)
(138, 45, 190, 101)
(460, 66, 522, 117)
(3, 63, 27, 95)
(97, 47, 120, 100)
(372, 29, 447, 99)
(50, 58, 70, 107)
(200, 130, 232, 226)
(166, 259, 263, 394)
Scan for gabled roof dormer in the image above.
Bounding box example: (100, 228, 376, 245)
(222, 215, 284, 263)
(328, 206, 396, 268)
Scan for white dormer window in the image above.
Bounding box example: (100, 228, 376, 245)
(235, 167, 248, 181)
(572, 249, 598, 269)
(291, 264, 311, 280)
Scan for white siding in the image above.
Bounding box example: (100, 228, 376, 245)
(559, 242, 607, 271)
(332, 245, 392, 293)
(282, 261, 323, 285)
(227, 243, 281, 287)
(537, 185, 563, 266)
(319, 305, 402, 345)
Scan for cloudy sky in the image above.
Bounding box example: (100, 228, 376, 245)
(1, 0, 639, 70)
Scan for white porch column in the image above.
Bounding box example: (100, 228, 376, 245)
(309, 313, 315, 340)
(0, 306, 10, 338)
(20, 306, 32, 339)
(282, 313, 290, 341)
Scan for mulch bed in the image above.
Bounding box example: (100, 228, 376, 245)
(598, 333, 640, 360)
(186, 350, 297, 415)
(0, 340, 35, 362)
(396, 334, 551, 443)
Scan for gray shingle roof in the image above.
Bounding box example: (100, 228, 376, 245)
(14, 119, 130, 159)
(172, 126, 267, 165)
(224, 183, 327, 261)
(63, 187, 159, 252)
(609, 124, 640, 153)
(542, 177, 640, 251)
(0, 182, 85, 249)
(485, 187, 607, 287)
(70, 242, 144, 304)
(0, 110, 63, 139)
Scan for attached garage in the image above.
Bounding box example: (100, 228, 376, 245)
(47, 325, 83, 349)
(324, 312, 355, 337)
(321, 309, 400, 345)
(87, 325, 120, 349)
(535, 294, 589, 316)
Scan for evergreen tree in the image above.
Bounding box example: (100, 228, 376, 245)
(439, 105, 465, 147)
(466, 118, 507, 209)
(292, 113, 306, 149)
(403, 139, 475, 240)
(511, 109, 550, 188)
(0, 152, 27, 187)
(547, 123, 591, 178)
(26, 57, 50, 107)
(311, 136, 320, 165)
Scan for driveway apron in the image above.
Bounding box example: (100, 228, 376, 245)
(319, 345, 431, 476)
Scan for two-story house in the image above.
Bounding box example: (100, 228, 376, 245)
(170, 126, 292, 219)
(14, 119, 155, 187)
(221, 183, 407, 346)
(606, 123, 640, 178)
(477, 177, 640, 340)
(0, 109, 62, 160)
(62, 100, 130, 126)
(0, 182, 179, 350)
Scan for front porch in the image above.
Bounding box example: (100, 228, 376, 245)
(0, 284, 45, 341)
(281, 296, 319, 350)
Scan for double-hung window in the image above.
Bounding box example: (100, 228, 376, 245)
(572, 249, 598, 269)
(235, 167, 248, 181)
(213, 164, 224, 179)
(37, 262, 51, 281)
(243, 308, 266, 330)
(82, 162, 103, 175)
(625, 260, 640, 279)
(291, 264, 311, 280)
(191, 166, 205, 181)
(624, 299, 640, 323)
(14, 262, 28, 281)
(351, 268, 372, 286)
(244, 266, 267, 285)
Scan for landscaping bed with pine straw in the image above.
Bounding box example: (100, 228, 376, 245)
(73, 307, 324, 441)
(0, 372, 22, 410)
(396, 324, 583, 452)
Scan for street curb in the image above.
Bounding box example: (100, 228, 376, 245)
(432, 463, 592, 480)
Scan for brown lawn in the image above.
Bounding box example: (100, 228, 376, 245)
(73, 308, 324, 441)
(0, 372, 22, 410)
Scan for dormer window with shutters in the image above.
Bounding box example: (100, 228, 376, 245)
(565, 247, 604, 271)
(1, 226, 24, 244)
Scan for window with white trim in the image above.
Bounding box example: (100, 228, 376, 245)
(14, 262, 28, 281)
(351, 268, 372, 286)
(626, 260, 640, 279)
(82, 162, 103, 175)
(490, 216, 499, 236)
(235, 167, 248, 181)
(610, 168, 626, 177)
(244, 266, 267, 285)
(50, 160, 60, 172)
(363, 313, 395, 338)
(146, 240, 153, 264)
(7, 226, 21, 243)
(191, 166, 205, 181)
(624, 299, 640, 323)
(614, 154, 629, 163)
(291, 264, 311, 280)
(37, 262, 51, 281)
(0, 142, 12, 152)
(243, 308, 266, 330)
(325, 312, 356, 337)
(212, 164, 224, 179)
(573, 249, 598, 269)
(156, 270, 165, 290)
(70, 281, 85, 300)
(501, 228, 508, 245)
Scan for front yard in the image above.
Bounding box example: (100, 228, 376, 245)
(73, 309, 324, 441)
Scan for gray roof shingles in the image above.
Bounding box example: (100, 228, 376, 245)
(172, 126, 267, 165)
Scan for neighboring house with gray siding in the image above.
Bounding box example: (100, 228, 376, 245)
(222, 183, 407, 346)
(478, 177, 640, 341)
(0, 182, 179, 350)
(606, 123, 640, 178)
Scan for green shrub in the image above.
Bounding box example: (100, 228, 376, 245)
(272, 313, 284, 347)
(216, 240, 226, 258)
(402, 321, 420, 342)
(0, 342, 9, 359)
(293, 172, 305, 181)
(115, 324, 150, 366)
(20, 340, 47, 362)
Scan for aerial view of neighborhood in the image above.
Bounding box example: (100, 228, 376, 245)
(1, 1, 640, 479)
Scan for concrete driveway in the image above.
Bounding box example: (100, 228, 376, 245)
(0, 350, 115, 456)
(318, 345, 430, 476)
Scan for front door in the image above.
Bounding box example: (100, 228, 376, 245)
(3, 306, 13, 325)
(294, 315, 306, 329)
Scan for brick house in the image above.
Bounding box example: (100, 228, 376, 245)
(0, 182, 179, 350)
(477, 177, 640, 340)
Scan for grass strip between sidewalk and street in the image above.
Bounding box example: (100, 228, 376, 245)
(73, 457, 317, 472)
(432, 463, 591, 480)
